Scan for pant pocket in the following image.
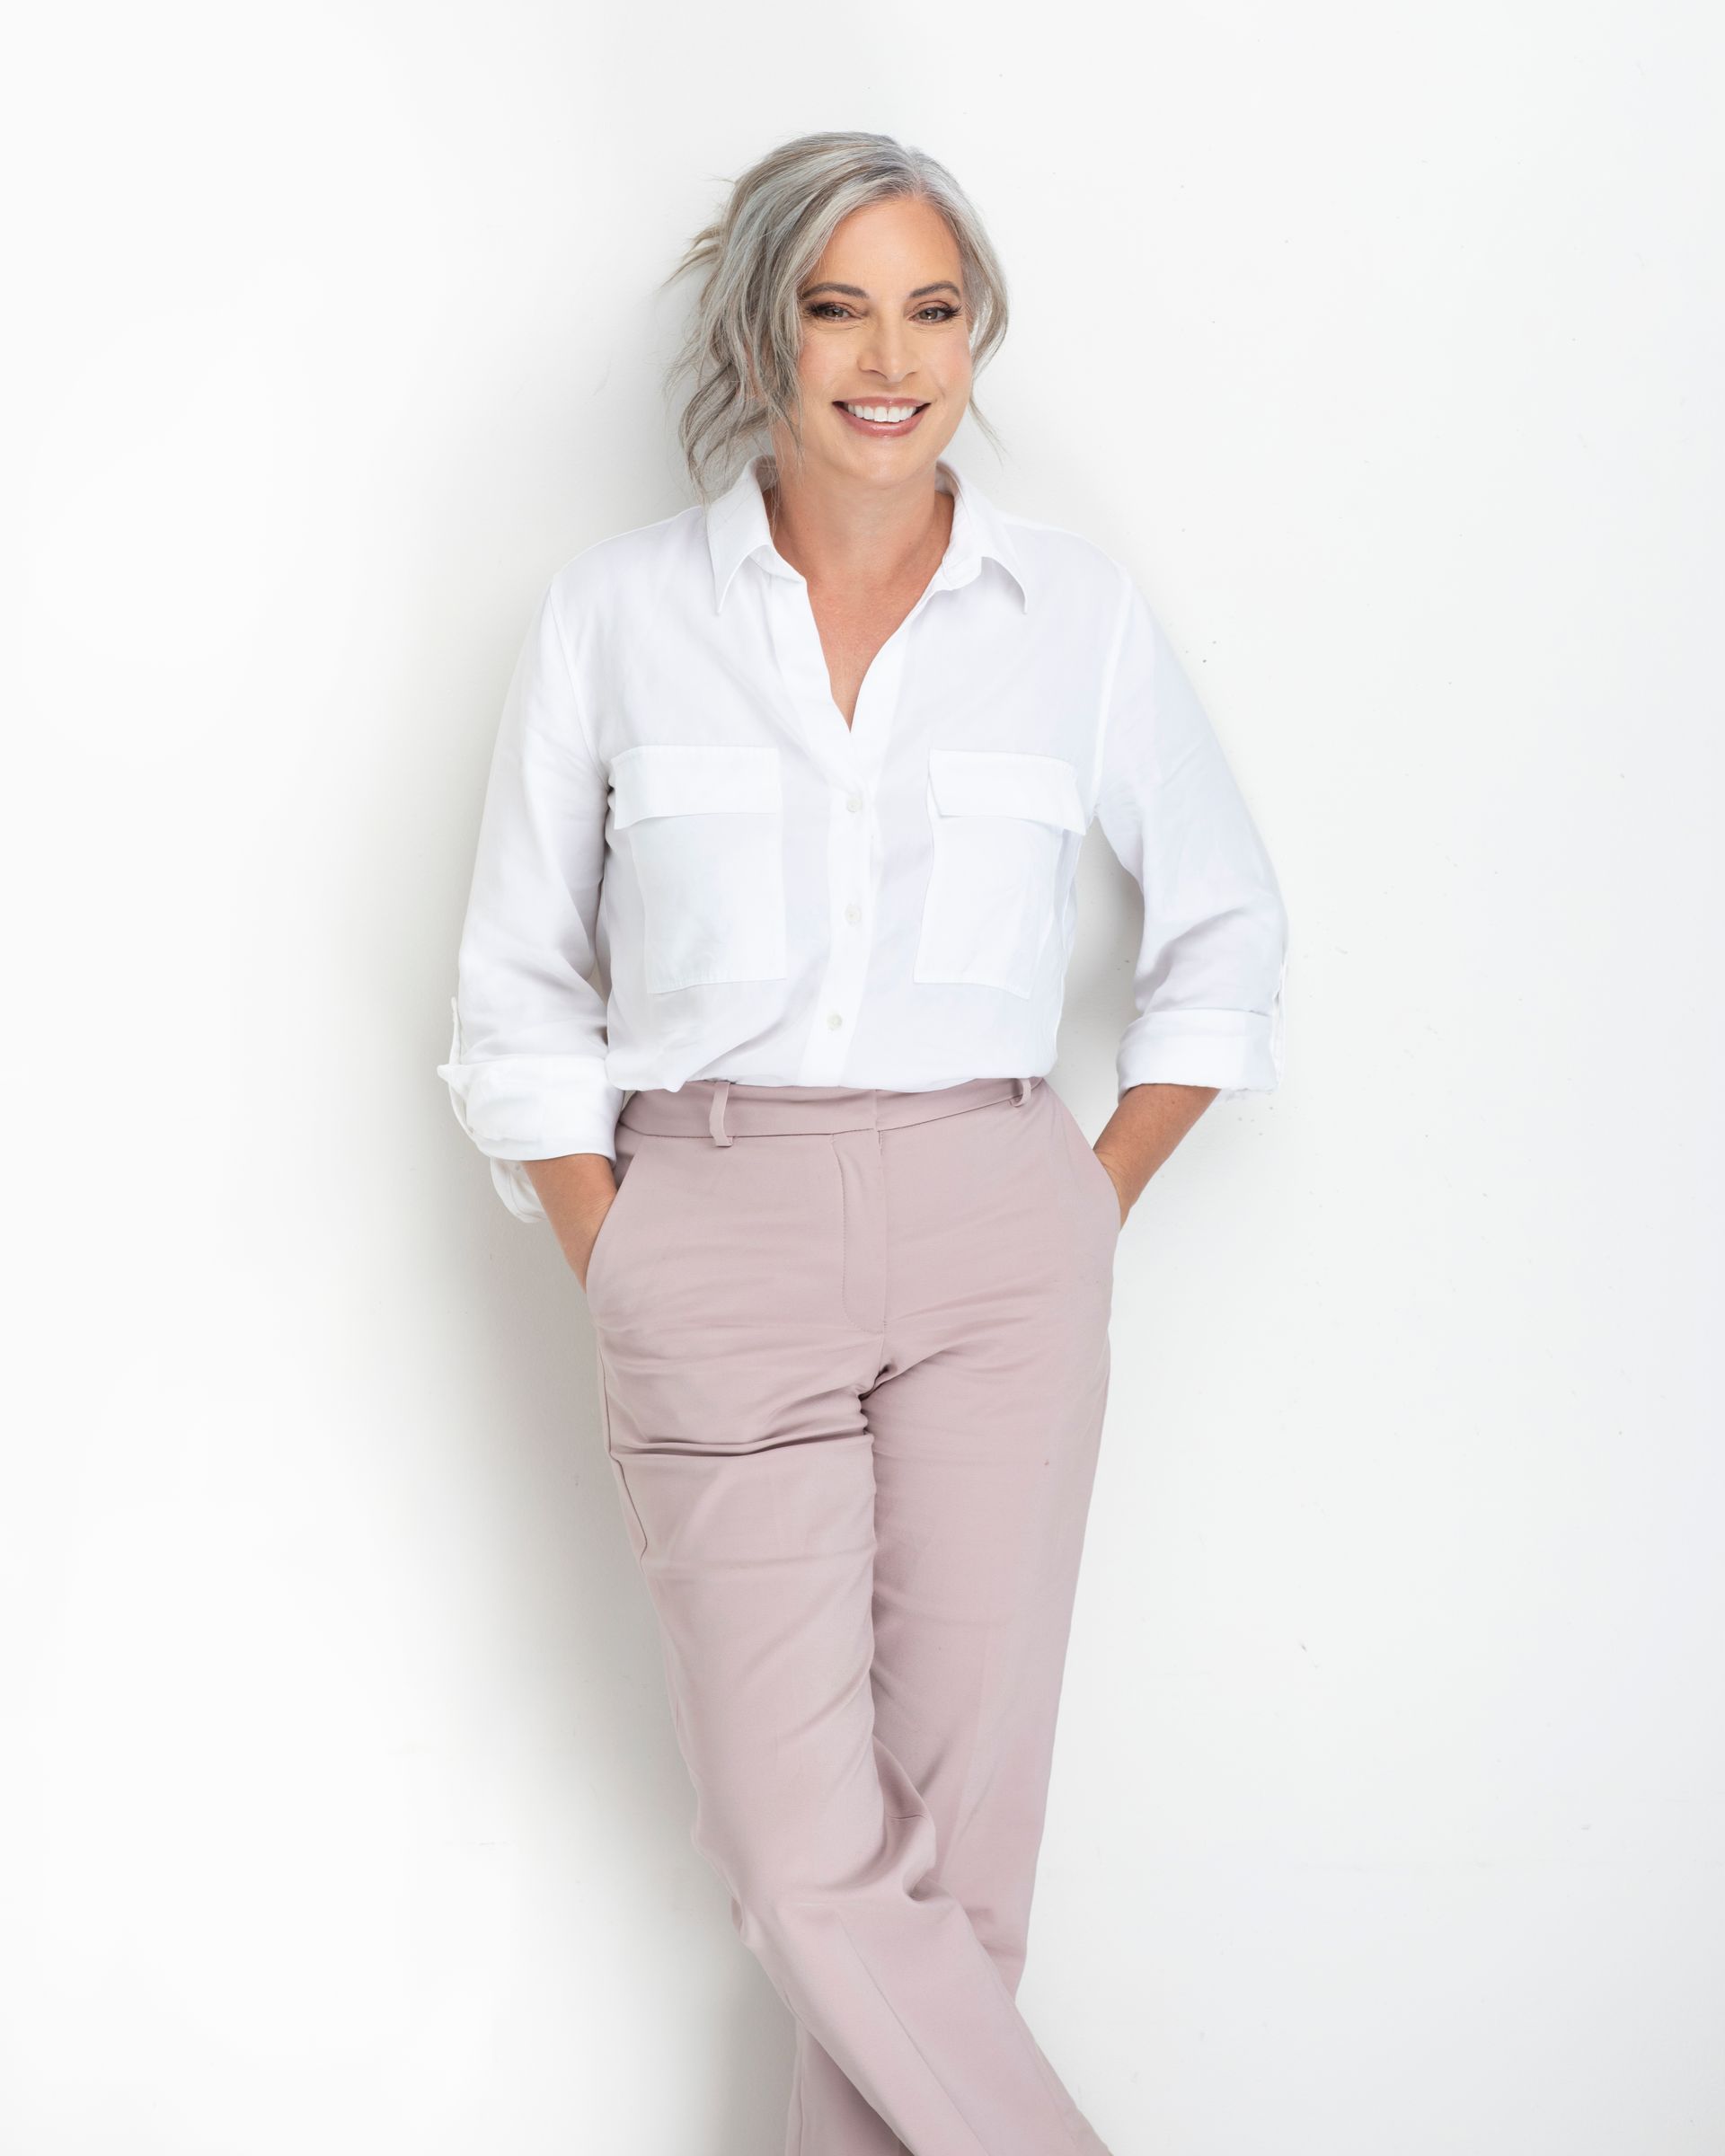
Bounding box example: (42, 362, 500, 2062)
(1050, 1088, 1122, 1241)
(1076, 1130, 1122, 1238)
(583, 1128, 648, 1314)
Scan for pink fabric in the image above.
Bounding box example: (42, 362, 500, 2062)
(589, 1074, 1119, 2156)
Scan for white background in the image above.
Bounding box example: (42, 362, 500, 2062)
(6, 3, 1722, 2151)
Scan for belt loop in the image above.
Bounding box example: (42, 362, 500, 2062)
(1013, 1075, 1031, 1106)
(709, 1079, 734, 1146)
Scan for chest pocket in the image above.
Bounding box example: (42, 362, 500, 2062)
(912, 748, 1090, 998)
(610, 744, 787, 992)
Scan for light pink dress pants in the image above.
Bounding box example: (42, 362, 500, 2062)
(587, 1073, 1119, 2156)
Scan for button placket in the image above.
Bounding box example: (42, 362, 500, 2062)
(765, 570, 949, 1083)
(801, 771, 874, 1080)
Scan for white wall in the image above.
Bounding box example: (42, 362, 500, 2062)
(8, 4, 1722, 2151)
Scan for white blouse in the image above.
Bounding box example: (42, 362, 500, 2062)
(438, 453, 1289, 1223)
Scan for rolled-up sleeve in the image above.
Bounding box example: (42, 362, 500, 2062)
(1093, 572, 1288, 1100)
(436, 576, 625, 1223)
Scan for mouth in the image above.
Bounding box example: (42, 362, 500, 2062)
(833, 399, 930, 437)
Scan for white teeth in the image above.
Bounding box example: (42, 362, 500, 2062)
(843, 402, 921, 422)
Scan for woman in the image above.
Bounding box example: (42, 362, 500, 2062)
(438, 131, 1287, 2156)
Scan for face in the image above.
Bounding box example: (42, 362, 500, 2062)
(771, 195, 974, 486)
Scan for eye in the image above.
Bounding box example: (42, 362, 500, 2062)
(803, 301, 964, 323)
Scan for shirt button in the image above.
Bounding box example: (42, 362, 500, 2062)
(826, 1011, 844, 1029)
(845, 901, 862, 924)
(845, 791, 863, 813)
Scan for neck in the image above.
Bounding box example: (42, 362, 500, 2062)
(763, 455, 953, 594)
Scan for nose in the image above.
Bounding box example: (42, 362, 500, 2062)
(856, 319, 915, 385)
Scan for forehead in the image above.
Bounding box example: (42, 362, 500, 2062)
(807, 197, 960, 282)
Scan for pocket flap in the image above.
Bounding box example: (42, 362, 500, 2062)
(927, 749, 1088, 835)
(611, 744, 781, 829)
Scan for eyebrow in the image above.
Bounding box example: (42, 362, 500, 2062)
(799, 280, 963, 302)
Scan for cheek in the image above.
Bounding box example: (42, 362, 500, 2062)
(797, 343, 844, 399)
(930, 337, 974, 396)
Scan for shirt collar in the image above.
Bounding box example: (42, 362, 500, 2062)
(705, 450, 1033, 615)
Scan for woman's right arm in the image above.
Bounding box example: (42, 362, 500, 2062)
(525, 1153, 619, 1288)
(437, 570, 626, 1283)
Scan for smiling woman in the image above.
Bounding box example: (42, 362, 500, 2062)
(437, 127, 1289, 2156)
(660, 133, 1012, 499)
(671, 185, 990, 725)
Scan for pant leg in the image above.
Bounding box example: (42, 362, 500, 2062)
(784, 1080, 1118, 2156)
(589, 1082, 1118, 2156)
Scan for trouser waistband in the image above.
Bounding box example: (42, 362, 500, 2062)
(618, 1074, 1041, 1146)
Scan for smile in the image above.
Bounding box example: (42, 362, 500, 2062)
(835, 401, 929, 435)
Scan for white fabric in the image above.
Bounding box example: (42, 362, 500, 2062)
(438, 452, 1290, 1222)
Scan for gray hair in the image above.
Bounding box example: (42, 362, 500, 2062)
(661, 131, 1011, 501)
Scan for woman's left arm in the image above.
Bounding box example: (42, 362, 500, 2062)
(1093, 1082, 1220, 1223)
(1091, 570, 1290, 1221)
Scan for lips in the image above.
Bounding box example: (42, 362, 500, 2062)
(833, 400, 931, 436)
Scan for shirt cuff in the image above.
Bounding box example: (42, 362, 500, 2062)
(486, 1158, 561, 1226)
(1117, 1000, 1284, 1100)
(437, 1046, 626, 1224)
